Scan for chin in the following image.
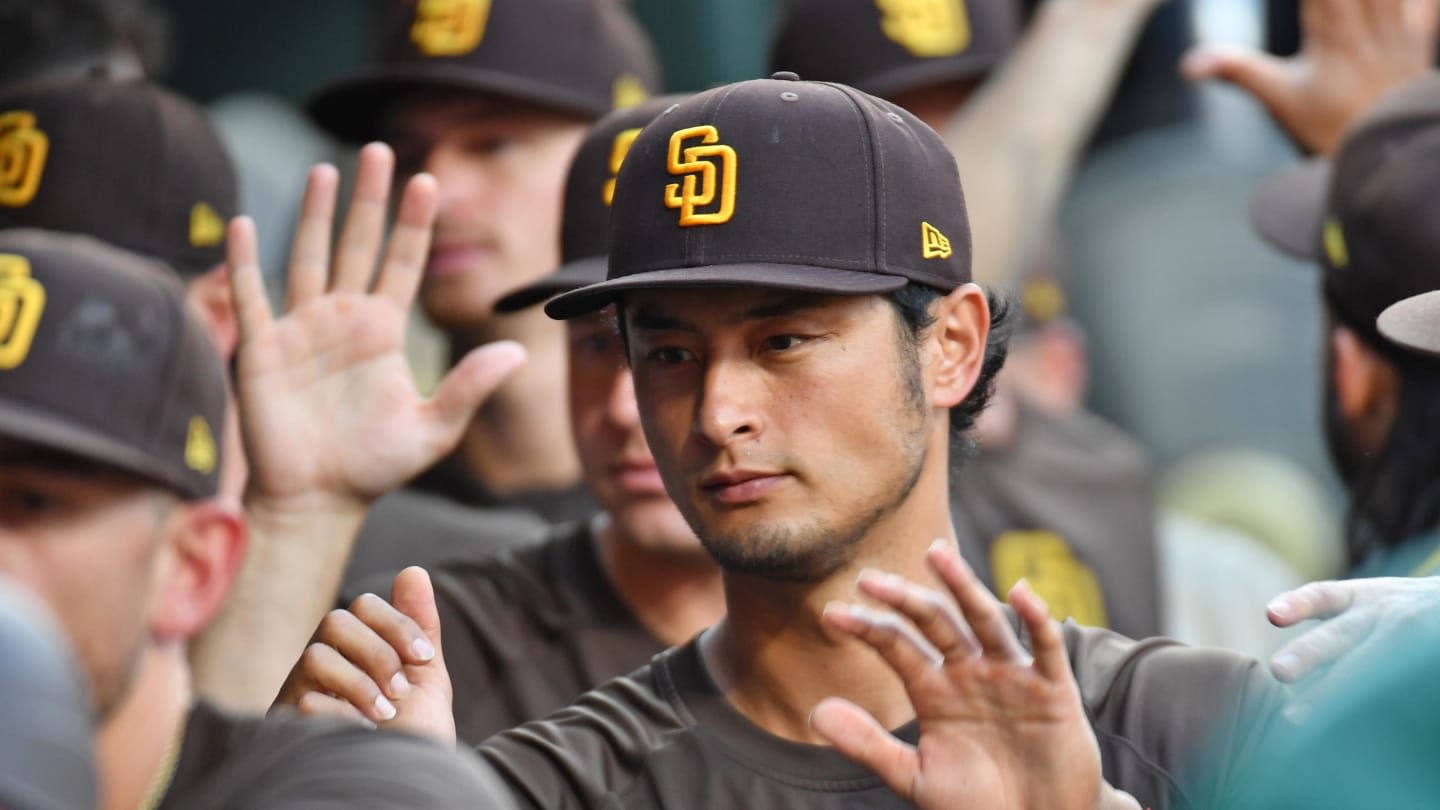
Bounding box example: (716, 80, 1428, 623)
(696, 523, 858, 584)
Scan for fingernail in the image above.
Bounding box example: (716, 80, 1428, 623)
(373, 694, 397, 721)
(1267, 597, 1293, 622)
(411, 638, 436, 662)
(929, 538, 949, 555)
(389, 671, 412, 698)
(1271, 652, 1300, 681)
(856, 568, 881, 586)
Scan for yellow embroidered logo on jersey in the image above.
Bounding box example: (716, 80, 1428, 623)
(876, 0, 972, 58)
(0, 111, 49, 208)
(603, 128, 643, 206)
(0, 254, 46, 370)
(190, 202, 225, 248)
(185, 415, 217, 475)
(921, 221, 952, 259)
(613, 74, 650, 111)
(664, 126, 737, 227)
(411, 0, 491, 56)
(1323, 216, 1349, 269)
(990, 531, 1108, 628)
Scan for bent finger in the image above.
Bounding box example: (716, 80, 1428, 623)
(928, 541, 1027, 661)
(810, 697, 919, 799)
(856, 569, 980, 659)
(1269, 609, 1375, 683)
(296, 691, 377, 729)
(296, 642, 397, 723)
(823, 602, 943, 683)
(1267, 580, 1357, 627)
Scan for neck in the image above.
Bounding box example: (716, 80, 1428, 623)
(97, 645, 191, 810)
(449, 309, 580, 496)
(701, 436, 957, 744)
(593, 516, 727, 647)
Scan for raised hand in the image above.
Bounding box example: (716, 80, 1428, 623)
(227, 143, 526, 509)
(811, 541, 1134, 810)
(274, 567, 458, 745)
(1182, 0, 1439, 155)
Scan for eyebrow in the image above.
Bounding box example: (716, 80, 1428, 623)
(629, 292, 829, 333)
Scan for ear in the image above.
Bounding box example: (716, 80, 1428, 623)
(185, 264, 240, 361)
(929, 283, 990, 409)
(150, 498, 247, 643)
(1330, 326, 1391, 422)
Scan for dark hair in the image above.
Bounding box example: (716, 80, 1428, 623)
(885, 283, 1012, 440)
(1344, 345, 1440, 568)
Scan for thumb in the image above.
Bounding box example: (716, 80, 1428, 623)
(810, 697, 919, 797)
(426, 340, 527, 450)
(390, 566, 447, 680)
(1181, 45, 1294, 106)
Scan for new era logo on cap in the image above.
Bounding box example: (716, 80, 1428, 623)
(922, 222, 952, 259)
(0, 253, 45, 369)
(411, 0, 492, 56)
(878, 0, 973, 57)
(664, 125, 737, 227)
(0, 111, 48, 208)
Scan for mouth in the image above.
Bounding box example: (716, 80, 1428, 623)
(426, 242, 497, 279)
(610, 462, 667, 496)
(698, 469, 789, 506)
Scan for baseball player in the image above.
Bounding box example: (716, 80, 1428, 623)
(0, 228, 515, 808)
(269, 76, 1277, 809)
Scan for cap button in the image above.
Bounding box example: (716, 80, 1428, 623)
(771, 71, 801, 82)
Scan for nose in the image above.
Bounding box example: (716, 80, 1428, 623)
(694, 357, 761, 447)
(606, 366, 641, 428)
(424, 143, 490, 219)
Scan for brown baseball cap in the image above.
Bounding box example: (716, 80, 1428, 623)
(494, 94, 688, 313)
(768, 0, 1020, 100)
(1251, 74, 1440, 346)
(307, 0, 662, 144)
(1378, 291, 1440, 357)
(545, 74, 972, 320)
(0, 77, 238, 279)
(0, 228, 226, 500)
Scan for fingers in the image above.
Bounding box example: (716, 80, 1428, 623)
(1269, 609, 1374, 683)
(809, 697, 918, 798)
(855, 569, 980, 659)
(927, 540, 1028, 662)
(296, 690, 378, 729)
(1266, 580, 1357, 627)
(1009, 580, 1069, 681)
(823, 601, 944, 683)
(426, 341, 528, 449)
(389, 567, 444, 669)
(286, 163, 340, 308)
(1180, 47, 1292, 109)
(226, 216, 273, 340)
(294, 639, 398, 723)
(331, 143, 396, 293)
(347, 592, 434, 668)
(373, 173, 439, 308)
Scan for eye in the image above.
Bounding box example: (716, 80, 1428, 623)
(646, 346, 695, 366)
(763, 335, 806, 352)
(0, 486, 60, 525)
(571, 332, 616, 358)
(460, 134, 515, 157)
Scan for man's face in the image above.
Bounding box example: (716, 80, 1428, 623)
(623, 289, 933, 582)
(568, 309, 699, 556)
(386, 95, 588, 332)
(0, 440, 169, 719)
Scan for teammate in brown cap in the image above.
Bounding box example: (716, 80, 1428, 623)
(286, 96, 727, 746)
(771, 0, 1166, 639)
(0, 228, 515, 809)
(270, 76, 1277, 809)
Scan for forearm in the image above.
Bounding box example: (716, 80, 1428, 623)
(190, 493, 368, 711)
(942, 0, 1162, 288)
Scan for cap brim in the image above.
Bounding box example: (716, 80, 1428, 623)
(1250, 158, 1331, 261)
(1378, 290, 1440, 357)
(0, 399, 199, 499)
(494, 255, 609, 313)
(858, 56, 999, 100)
(544, 263, 910, 320)
(306, 66, 607, 143)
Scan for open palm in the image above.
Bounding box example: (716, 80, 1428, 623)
(228, 145, 524, 507)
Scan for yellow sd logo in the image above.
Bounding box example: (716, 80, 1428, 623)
(0, 253, 46, 370)
(664, 126, 737, 227)
(876, 0, 972, 58)
(0, 111, 49, 208)
(190, 202, 225, 248)
(411, 0, 491, 56)
(990, 530, 1109, 628)
(603, 128, 643, 207)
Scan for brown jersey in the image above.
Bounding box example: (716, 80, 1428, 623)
(426, 522, 667, 746)
(159, 701, 514, 809)
(478, 622, 1278, 809)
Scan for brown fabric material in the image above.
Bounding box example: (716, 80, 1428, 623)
(769, 0, 1021, 100)
(545, 76, 972, 319)
(479, 622, 1277, 809)
(307, 0, 661, 143)
(159, 701, 515, 809)
(0, 229, 225, 499)
(419, 522, 665, 746)
(0, 77, 237, 278)
(952, 401, 1163, 639)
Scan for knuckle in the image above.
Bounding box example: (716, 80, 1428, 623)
(317, 609, 356, 639)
